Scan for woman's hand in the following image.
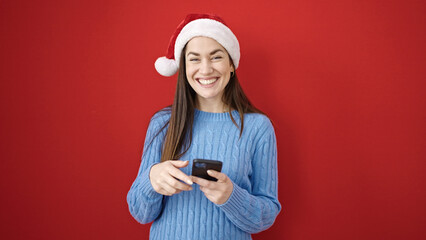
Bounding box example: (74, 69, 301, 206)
(191, 170, 233, 205)
(149, 160, 193, 196)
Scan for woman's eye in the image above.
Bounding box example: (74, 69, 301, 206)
(212, 56, 222, 60)
(189, 58, 200, 62)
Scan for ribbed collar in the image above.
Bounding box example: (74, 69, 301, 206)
(194, 109, 240, 122)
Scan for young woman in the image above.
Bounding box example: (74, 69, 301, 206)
(127, 14, 281, 240)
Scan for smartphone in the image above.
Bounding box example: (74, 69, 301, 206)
(191, 159, 223, 181)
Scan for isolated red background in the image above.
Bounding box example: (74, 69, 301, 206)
(0, 0, 425, 239)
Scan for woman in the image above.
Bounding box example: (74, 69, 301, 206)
(127, 14, 281, 240)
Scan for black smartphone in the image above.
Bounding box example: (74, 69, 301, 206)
(191, 159, 223, 181)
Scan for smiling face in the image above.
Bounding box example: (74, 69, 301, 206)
(185, 37, 234, 112)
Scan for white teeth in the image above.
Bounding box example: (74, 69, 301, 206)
(198, 78, 217, 85)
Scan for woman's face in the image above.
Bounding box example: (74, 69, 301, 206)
(185, 37, 234, 107)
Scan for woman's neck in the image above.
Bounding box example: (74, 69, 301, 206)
(196, 97, 228, 113)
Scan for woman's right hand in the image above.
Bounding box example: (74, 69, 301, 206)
(149, 160, 193, 196)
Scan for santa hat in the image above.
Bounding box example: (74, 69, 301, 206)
(154, 13, 240, 77)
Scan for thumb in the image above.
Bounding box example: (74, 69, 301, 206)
(169, 160, 189, 168)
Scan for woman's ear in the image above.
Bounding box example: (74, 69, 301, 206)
(230, 64, 235, 78)
(228, 54, 235, 72)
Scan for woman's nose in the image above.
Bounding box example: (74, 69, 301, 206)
(199, 60, 213, 75)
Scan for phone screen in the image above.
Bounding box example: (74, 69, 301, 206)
(191, 159, 222, 181)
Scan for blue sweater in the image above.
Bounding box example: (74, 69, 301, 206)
(127, 109, 281, 240)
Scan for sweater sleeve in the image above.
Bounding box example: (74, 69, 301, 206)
(217, 120, 281, 233)
(126, 114, 167, 224)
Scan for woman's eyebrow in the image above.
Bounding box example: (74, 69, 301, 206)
(187, 52, 200, 57)
(210, 49, 224, 55)
(186, 49, 224, 57)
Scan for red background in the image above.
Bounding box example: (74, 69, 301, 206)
(1, 0, 425, 239)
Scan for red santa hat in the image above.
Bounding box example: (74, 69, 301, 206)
(154, 13, 240, 77)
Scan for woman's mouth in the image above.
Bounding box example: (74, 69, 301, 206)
(197, 77, 219, 86)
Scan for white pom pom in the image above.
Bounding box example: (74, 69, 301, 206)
(154, 57, 178, 77)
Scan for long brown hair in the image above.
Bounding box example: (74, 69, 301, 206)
(159, 45, 263, 162)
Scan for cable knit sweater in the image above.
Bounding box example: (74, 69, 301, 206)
(127, 109, 281, 240)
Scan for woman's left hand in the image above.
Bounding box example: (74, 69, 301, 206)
(191, 170, 233, 205)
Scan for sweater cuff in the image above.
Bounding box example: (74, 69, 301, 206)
(217, 181, 248, 214)
(139, 163, 162, 199)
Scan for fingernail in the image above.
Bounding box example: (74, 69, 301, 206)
(187, 179, 193, 185)
(207, 170, 212, 174)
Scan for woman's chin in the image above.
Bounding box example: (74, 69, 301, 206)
(196, 92, 223, 102)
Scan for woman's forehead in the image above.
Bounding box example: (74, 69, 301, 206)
(186, 36, 227, 53)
